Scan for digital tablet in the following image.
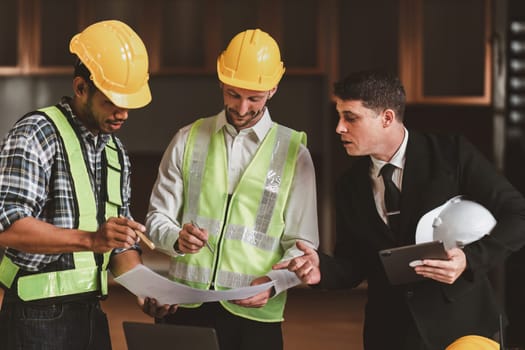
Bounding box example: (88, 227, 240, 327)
(378, 240, 448, 285)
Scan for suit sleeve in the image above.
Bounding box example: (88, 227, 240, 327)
(459, 136, 525, 274)
(317, 170, 367, 289)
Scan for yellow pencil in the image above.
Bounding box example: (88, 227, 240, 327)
(134, 229, 155, 250)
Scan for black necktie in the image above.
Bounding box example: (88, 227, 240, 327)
(380, 163, 401, 236)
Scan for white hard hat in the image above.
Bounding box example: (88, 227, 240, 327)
(415, 196, 496, 249)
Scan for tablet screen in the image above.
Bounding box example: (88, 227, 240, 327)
(379, 241, 448, 285)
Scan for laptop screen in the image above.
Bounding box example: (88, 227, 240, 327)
(123, 321, 220, 350)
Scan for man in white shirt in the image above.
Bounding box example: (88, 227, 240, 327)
(142, 28, 319, 350)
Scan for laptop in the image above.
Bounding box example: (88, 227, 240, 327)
(123, 321, 220, 350)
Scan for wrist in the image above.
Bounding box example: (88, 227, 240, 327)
(173, 239, 185, 256)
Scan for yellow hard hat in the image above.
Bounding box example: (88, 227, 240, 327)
(70, 20, 151, 109)
(446, 335, 500, 350)
(217, 29, 285, 91)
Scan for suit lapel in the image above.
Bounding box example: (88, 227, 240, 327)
(399, 131, 432, 244)
(354, 157, 398, 243)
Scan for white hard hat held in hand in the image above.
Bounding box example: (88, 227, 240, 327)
(415, 196, 497, 250)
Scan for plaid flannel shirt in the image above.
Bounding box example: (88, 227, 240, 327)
(0, 98, 133, 272)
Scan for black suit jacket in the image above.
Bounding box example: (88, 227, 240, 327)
(319, 131, 525, 350)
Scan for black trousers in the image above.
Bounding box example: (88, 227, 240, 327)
(157, 302, 283, 350)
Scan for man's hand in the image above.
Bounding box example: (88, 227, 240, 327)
(91, 216, 146, 253)
(176, 222, 210, 254)
(272, 241, 321, 285)
(414, 247, 467, 284)
(230, 276, 273, 308)
(139, 296, 178, 318)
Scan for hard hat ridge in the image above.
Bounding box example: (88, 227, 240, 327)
(446, 335, 500, 349)
(217, 28, 285, 91)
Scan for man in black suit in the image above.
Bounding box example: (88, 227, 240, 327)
(274, 70, 525, 349)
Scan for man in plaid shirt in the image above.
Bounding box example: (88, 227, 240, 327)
(0, 20, 150, 350)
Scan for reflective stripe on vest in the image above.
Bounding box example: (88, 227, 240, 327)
(0, 106, 122, 301)
(172, 115, 305, 322)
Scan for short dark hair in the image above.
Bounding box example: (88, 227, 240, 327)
(73, 58, 96, 91)
(333, 70, 406, 121)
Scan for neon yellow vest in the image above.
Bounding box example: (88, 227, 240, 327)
(171, 115, 306, 322)
(0, 106, 123, 301)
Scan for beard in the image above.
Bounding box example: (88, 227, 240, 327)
(225, 105, 265, 130)
(79, 97, 101, 133)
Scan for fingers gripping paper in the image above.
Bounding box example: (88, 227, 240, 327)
(114, 264, 274, 304)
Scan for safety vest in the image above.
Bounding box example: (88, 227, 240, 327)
(0, 106, 123, 301)
(171, 115, 306, 322)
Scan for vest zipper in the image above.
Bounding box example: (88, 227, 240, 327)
(210, 194, 232, 288)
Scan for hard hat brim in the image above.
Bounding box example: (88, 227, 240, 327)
(217, 59, 285, 92)
(415, 195, 463, 245)
(102, 83, 152, 109)
(415, 205, 444, 244)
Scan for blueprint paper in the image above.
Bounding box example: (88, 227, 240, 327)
(114, 264, 275, 305)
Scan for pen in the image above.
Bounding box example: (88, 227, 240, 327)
(191, 220, 214, 253)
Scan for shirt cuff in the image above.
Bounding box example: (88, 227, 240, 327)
(112, 243, 143, 256)
(173, 239, 185, 256)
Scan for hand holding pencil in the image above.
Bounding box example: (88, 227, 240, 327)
(118, 215, 155, 250)
(175, 221, 214, 254)
(133, 228, 155, 250)
(191, 221, 214, 253)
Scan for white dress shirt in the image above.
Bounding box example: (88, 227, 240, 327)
(370, 128, 409, 224)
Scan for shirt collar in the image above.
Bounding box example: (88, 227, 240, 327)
(371, 127, 409, 177)
(215, 108, 273, 142)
